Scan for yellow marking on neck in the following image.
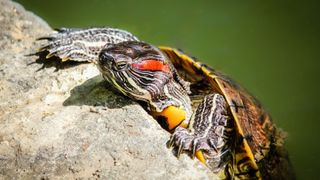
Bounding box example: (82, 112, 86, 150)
(152, 106, 186, 131)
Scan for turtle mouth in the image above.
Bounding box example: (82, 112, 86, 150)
(131, 59, 170, 73)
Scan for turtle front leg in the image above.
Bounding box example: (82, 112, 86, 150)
(169, 93, 232, 172)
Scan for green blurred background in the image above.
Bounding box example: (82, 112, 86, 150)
(14, 0, 319, 179)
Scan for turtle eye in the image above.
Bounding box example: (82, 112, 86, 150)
(115, 60, 128, 70)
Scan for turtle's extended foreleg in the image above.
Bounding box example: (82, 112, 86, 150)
(169, 93, 232, 172)
(36, 27, 139, 62)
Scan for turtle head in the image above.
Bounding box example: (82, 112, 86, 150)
(98, 41, 190, 112)
(98, 41, 170, 73)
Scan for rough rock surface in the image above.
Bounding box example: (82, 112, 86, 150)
(0, 0, 216, 179)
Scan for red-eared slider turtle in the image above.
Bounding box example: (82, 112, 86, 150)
(36, 28, 294, 179)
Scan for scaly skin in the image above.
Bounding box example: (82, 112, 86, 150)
(37, 28, 193, 130)
(37, 29, 212, 167)
(36, 28, 295, 179)
(37, 28, 139, 62)
(97, 41, 193, 127)
(169, 93, 232, 174)
(97, 41, 230, 175)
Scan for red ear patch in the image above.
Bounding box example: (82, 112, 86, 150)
(131, 60, 170, 73)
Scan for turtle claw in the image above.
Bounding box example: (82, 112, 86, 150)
(191, 139, 197, 159)
(208, 139, 218, 153)
(177, 139, 184, 158)
(46, 53, 55, 59)
(36, 36, 55, 41)
(168, 136, 175, 148)
(191, 152, 195, 159)
(168, 130, 187, 158)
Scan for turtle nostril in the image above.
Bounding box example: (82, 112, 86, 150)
(99, 51, 114, 65)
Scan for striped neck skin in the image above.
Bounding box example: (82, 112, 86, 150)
(97, 41, 193, 127)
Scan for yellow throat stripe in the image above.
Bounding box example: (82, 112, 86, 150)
(151, 106, 187, 131)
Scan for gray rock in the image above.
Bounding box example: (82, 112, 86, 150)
(0, 0, 216, 179)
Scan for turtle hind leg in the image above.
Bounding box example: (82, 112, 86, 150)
(169, 93, 231, 172)
(35, 27, 140, 63)
(36, 28, 99, 63)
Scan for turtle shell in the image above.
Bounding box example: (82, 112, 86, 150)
(159, 46, 293, 179)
